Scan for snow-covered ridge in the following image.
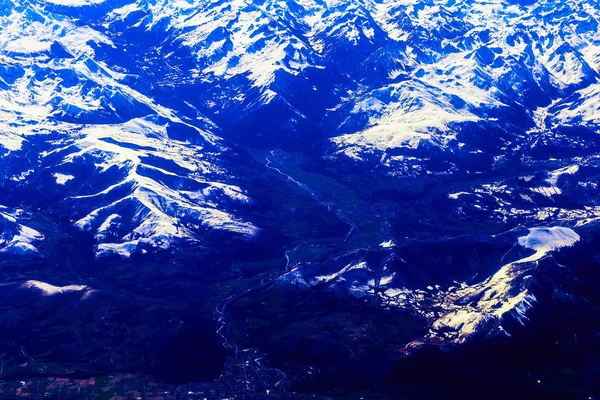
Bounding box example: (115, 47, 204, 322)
(0, 206, 44, 255)
(2, 0, 599, 257)
(0, 1, 258, 256)
(430, 227, 580, 343)
(60, 117, 258, 257)
(330, 80, 480, 160)
(290, 227, 582, 345)
(10, 0, 596, 165)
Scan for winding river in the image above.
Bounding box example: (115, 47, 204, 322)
(214, 150, 358, 391)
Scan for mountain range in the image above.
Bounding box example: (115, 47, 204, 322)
(1, 0, 600, 398)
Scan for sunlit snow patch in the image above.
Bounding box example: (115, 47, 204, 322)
(517, 227, 580, 263)
(20, 280, 89, 296)
(53, 173, 74, 185)
(43, 0, 106, 6)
